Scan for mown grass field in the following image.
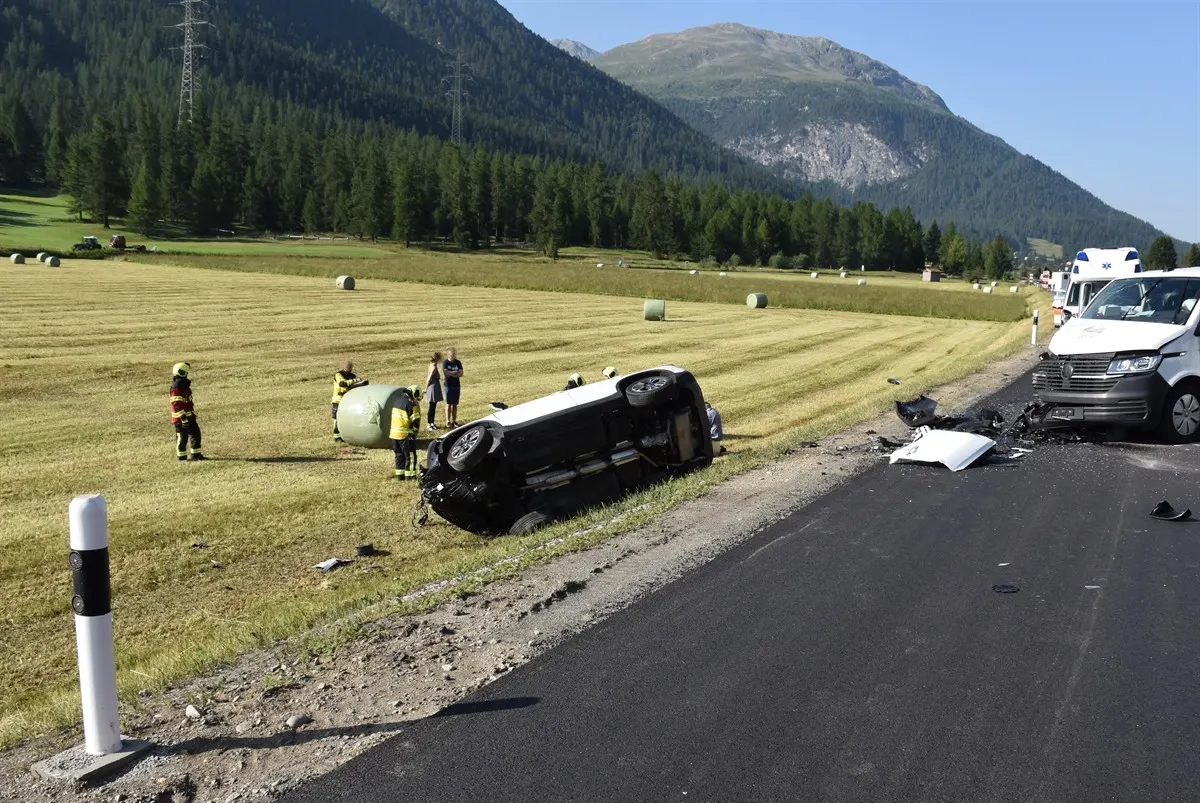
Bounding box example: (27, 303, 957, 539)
(0, 258, 1040, 746)
(139, 252, 1032, 322)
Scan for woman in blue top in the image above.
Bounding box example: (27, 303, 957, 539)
(442, 348, 464, 429)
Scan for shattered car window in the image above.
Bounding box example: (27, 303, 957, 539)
(1082, 277, 1200, 325)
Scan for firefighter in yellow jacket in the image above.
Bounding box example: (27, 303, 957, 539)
(330, 361, 366, 444)
(169, 362, 205, 461)
(389, 387, 418, 480)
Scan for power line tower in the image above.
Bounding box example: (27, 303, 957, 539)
(171, 0, 211, 126)
(441, 50, 473, 147)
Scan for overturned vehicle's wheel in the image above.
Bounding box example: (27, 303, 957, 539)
(447, 425, 493, 472)
(625, 374, 677, 408)
(509, 509, 555, 535)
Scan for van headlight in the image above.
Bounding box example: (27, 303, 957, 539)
(1107, 354, 1162, 375)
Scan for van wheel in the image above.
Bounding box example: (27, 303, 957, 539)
(625, 374, 677, 408)
(1158, 383, 1200, 444)
(447, 425, 492, 472)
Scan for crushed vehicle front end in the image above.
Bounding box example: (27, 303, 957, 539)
(1031, 350, 1169, 429)
(420, 366, 713, 536)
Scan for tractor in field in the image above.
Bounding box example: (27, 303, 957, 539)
(72, 235, 100, 252)
(108, 235, 147, 252)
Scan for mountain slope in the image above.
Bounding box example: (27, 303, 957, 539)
(549, 38, 600, 61)
(593, 23, 1167, 251)
(0, 0, 782, 191)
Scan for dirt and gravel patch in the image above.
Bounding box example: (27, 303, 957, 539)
(0, 349, 1038, 803)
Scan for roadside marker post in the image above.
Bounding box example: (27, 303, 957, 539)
(31, 495, 152, 783)
(69, 494, 121, 755)
(1031, 309, 1039, 345)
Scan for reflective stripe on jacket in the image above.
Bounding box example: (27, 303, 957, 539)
(389, 398, 414, 440)
(331, 371, 358, 404)
(170, 377, 195, 423)
(410, 401, 422, 431)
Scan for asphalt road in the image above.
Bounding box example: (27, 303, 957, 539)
(283, 378, 1200, 802)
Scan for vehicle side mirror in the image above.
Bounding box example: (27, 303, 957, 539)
(1062, 310, 1072, 322)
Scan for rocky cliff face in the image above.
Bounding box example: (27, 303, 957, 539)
(549, 38, 599, 61)
(730, 122, 929, 186)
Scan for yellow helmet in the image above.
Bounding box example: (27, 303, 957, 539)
(172, 362, 190, 377)
(602, 366, 617, 379)
(407, 385, 420, 398)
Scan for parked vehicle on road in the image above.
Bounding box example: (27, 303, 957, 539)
(420, 366, 714, 536)
(1060, 247, 1142, 325)
(1033, 268, 1200, 442)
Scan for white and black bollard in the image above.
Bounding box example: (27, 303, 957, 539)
(31, 495, 152, 783)
(1031, 309, 1040, 345)
(70, 494, 122, 755)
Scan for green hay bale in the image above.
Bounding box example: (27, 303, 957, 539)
(643, 299, 666, 321)
(335, 385, 409, 449)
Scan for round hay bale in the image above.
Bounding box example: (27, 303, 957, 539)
(857, 279, 868, 286)
(643, 299, 666, 321)
(35, 252, 47, 262)
(983, 286, 993, 294)
(335, 275, 355, 290)
(45, 256, 60, 267)
(840, 271, 847, 278)
(810, 271, 819, 278)
(719, 271, 728, 277)
(596, 263, 605, 268)
(746, 292, 768, 309)
(991, 281, 998, 287)
(1010, 286, 1019, 293)
(335, 385, 410, 449)
(10, 253, 25, 264)
(689, 269, 699, 276)
(972, 282, 982, 290)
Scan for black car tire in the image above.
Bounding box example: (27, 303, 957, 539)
(625, 374, 678, 408)
(447, 425, 493, 472)
(510, 509, 554, 535)
(1157, 381, 1200, 444)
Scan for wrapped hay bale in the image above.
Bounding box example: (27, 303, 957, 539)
(10, 253, 25, 264)
(643, 299, 666, 321)
(810, 271, 819, 278)
(857, 279, 867, 286)
(45, 256, 60, 267)
(336, 275, 355, 290)
(746, 292, 768, 309)
(335, 385, 408, 449)
(983, 286, 993, 294)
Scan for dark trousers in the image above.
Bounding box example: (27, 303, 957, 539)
(331, 403, 341, 437)
(175, 419, 202, 457)
(393, 437, 414, 475)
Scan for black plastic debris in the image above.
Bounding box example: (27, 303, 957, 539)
(355, 543, 376, 557)
(887, 378, 902, 385)
(895, 395, 940, 427)
(488, 401, 509, 411)
(1151, 500, 1192, 521)
(991, 584, 1020, 593)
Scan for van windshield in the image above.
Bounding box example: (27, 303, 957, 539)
(1082, 277, 1200, 325)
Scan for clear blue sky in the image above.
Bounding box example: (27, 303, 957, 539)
(499, 0, 1200, 243)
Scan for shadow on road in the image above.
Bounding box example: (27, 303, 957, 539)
(432, 697, 541, 718)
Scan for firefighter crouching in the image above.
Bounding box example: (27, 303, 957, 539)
(390, 387, 418, 480)
(407, 385, 423, 477)
(169, 362, 205, 461)
(331, 361, 367, 444)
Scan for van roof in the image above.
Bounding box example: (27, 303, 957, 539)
(1135, 267, 1200, 279)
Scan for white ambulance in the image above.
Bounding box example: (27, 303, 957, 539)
(1058, 247, 1142, 326)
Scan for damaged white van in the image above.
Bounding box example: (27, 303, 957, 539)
(1032, 268, 1200, 442)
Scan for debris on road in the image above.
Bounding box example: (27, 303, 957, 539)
(887, 377, 902, 385)
(991, 584, 1020, 593)
(1150, 500, 1192, 521)
(888, 428, 996, 472)
(313, 558, 353, 573)
(895, 395, 940, 428)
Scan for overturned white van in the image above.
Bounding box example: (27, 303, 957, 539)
(1033, 268, 1200, 442)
